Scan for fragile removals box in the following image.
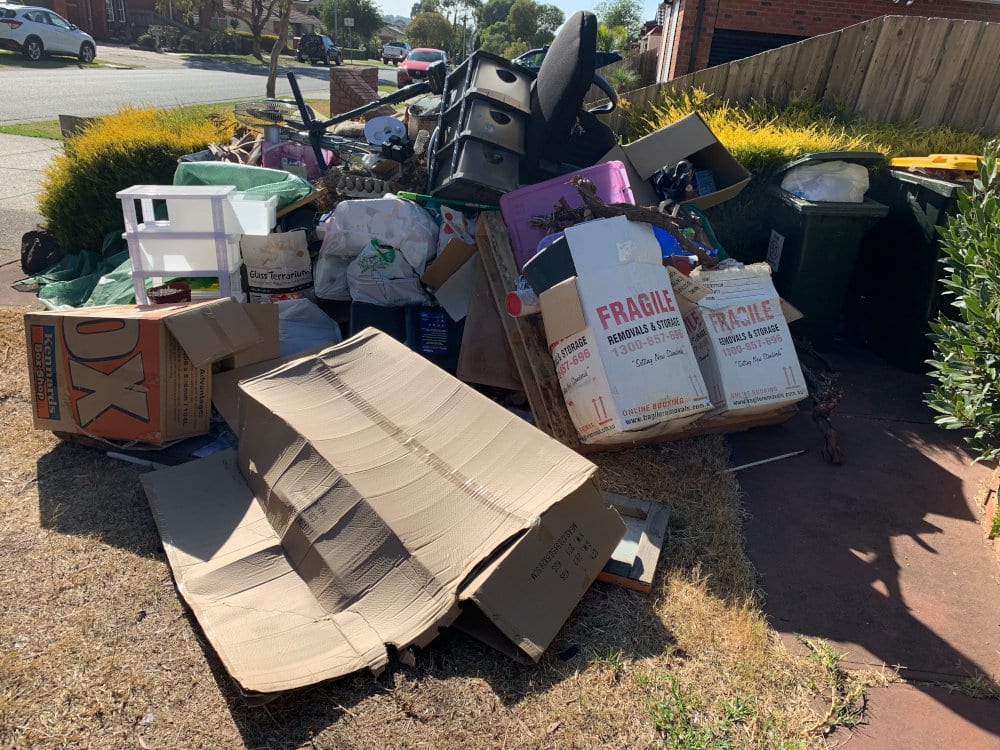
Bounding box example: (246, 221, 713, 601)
(140, 329, 625, 696)
(539, 217, 712, 445)
(24, 299, 268, 444)
(673, 263, 808, 415)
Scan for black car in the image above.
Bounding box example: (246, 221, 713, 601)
(512, 46, 622, 73)
(298, 34, 343, 66)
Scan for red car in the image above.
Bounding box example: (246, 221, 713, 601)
(397, 47, 448, 88)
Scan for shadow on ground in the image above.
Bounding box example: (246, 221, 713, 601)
(729, 342, 1000, 736)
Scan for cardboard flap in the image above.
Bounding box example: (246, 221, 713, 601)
(164, 299, 262, 367)
(690, 264, 780, 311)
(667, 266, 712, 304)
(421, 237, 478, 289)
(539, 278, 586, 346)
(623, 112, 716, 181)
(460, 481, 625, 661)
(141, 450, 389, 695)
(562, 216, 661, 273)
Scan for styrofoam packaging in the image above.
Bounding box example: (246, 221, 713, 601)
(674, 263, 808, 415)
(539, 217, 712, 444)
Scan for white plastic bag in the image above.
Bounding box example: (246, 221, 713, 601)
(780, 160, 870, 203)
(277, 298, 342, 356)
(347, 239, 431, 306)
(318, 197, 438, 274)
(313, 254, 352, 301)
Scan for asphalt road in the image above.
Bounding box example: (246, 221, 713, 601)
(0, 47, 397, 123)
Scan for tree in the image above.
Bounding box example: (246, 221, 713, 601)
(594, 0, 643, 38)
(535, 3, 562, 38)
(597, 22, 628, 53)
(230, 0, 282, 60)
(479, 0, 512, 26)
(406, 11, 453, 49)
(266, 0, 292, 98)
(317, 0, 383, 45)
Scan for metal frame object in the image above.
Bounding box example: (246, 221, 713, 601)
(284, 62, 447, 175)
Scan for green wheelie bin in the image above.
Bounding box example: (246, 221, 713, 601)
(845, 156, 975, 371)
(764, 152, 889, 350)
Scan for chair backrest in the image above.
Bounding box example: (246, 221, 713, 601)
(521, 11, 616, 181)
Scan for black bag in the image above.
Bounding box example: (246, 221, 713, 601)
(20, 228, 64, 276)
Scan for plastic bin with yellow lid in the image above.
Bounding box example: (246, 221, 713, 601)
(889, 154, 981, 171)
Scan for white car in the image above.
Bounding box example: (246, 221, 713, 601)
(0, 3, 96, 63)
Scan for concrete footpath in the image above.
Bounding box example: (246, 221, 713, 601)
(1, 132, 999, 747)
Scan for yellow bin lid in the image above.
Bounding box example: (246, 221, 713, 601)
(889, 154, 981, 171)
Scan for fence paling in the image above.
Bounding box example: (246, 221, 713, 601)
(614, 15, 1000, 136)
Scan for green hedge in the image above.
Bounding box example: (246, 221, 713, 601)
(38, 107, 234, 254)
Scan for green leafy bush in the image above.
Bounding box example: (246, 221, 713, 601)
(177, 33, 198, 52)
(38, 107, 233, 254)
(925, 144, 1000, 461)
(135, 32, 156, 50)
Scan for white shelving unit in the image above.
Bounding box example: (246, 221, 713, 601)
(117, 184, 246, 305)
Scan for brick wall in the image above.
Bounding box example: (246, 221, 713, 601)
(329, 67, 395, 118)
(671, 0, 999, 76)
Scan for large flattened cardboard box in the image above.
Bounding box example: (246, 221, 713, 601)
(24, 300, 266, 444)
(602, 112, 752, 209)
(140, 329, 625, 696)
(539, 217, 712, 445)
(674, 264, 808, 416)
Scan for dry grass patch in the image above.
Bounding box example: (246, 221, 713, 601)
(0, 306, 866, 749)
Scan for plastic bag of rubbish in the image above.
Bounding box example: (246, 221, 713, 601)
(780, 160, 869, 203)
(318, 196, 438, 274)
(277, 298, 342, 356)
(347, 238, 430, 306)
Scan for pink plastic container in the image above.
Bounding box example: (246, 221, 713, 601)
(499, 161, 635, 270)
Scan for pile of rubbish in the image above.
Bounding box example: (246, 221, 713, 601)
(20, 11, 820, 701)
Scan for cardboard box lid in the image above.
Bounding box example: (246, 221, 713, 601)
(539, 278, 586, 346)
(144, 329, 619, 695)
(162, 299, 263, 367)
(562, 216, 661, 274)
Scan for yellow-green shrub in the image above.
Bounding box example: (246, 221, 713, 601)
(618, 90, 990, 260)
(39, 107, 234, 254)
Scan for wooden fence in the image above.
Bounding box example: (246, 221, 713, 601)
(609, 15, 1000, 136)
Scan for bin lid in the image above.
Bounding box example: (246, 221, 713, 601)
(776, 151, 885, 179)
(767, 184, 890, 217)
(889, 154, 980, 171)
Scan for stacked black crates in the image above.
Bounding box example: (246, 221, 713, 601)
(429, 51, 533, 203)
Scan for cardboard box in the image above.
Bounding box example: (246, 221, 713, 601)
(219, 303, 280, 370)
(420, 237, 477, 289)
(141, 329, 625, 695)
(539, 217, 712, 445)
(673, 264, 808, 416)
(25, 299, 266, 444)
(602, 112, 751, 209)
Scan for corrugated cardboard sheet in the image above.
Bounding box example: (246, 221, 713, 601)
(142, 329, 624, 696)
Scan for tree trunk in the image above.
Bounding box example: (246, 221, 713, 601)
(266, 0, 291, 98)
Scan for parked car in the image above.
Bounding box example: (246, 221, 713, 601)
(397, 47, 447, 88)
(0, 3, 96, 63)
(381, 41, 410, 65)
(512, 46, 622, 73)
(297, 33, 342, 66)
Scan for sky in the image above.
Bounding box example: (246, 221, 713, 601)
(380, 0, 663, 29)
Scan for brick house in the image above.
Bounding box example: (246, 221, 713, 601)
(656, 0, 999, 81)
